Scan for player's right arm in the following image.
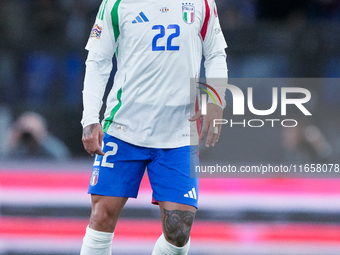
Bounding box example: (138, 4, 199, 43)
(81, 0, 117, 156)
(81, 51, 113, 156)
(82, 123, 104, 156)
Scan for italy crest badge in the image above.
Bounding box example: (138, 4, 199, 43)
(182, 3, 195, 24)
(90, 168, 99, 186)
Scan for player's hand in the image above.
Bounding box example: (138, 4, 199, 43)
(82, 123, 105, 156)
(189, 103, 223, 148)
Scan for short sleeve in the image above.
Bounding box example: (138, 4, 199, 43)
(201, 0, 227, 57)
(85, 0, 118, 60)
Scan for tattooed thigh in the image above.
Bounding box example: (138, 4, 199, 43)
(162, 209, 195, 247)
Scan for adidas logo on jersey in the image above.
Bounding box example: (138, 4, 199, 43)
(184, 188, 197, 199)
(132, 12, 149, 24)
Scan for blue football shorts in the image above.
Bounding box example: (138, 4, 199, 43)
(88, 133, 199, 208)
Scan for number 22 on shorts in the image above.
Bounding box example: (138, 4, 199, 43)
(93, 142, 118, 168)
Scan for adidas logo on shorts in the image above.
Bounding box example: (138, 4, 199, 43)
(184, 188, 197, 199)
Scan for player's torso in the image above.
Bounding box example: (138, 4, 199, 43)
(107, 0, 207, 113)
(104, 0, 207, 147)
(115, 0, 205, 77)
(117, 0, 205, 54)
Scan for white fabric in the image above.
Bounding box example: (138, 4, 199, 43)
(80, 226, 114, 255)
(82, 52, 112, 127)
(152, 234, 190, 255)
(204, 49, 228, 108)
(82, 0, 228, 148)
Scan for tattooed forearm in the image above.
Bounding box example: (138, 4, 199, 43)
(162, 209, 195, 247)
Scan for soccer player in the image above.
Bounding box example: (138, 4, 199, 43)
(80, 0, 227, 254)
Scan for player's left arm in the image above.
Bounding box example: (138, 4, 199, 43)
(190, 0, 228, 147)
(189, 99, 223, 147)
(81, 0, 117, 156)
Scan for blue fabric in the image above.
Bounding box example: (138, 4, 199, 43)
(88, 133, 199, 208)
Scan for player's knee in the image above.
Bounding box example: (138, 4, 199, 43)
(162, 209, 195, 247)
(164, 231, 189, 247)
(89, 195, 127, 232)
(89, 200, 117, 232)
(89, 208, 116, 231)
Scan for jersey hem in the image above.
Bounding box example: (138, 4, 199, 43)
(105, 130, 199, 149)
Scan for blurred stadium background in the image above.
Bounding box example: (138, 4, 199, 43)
(1, 0, 340, 254)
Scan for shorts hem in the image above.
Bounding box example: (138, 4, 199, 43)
(152, 197, 198, 209)
(88, 191, 138, 199)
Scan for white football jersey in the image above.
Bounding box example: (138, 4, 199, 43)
(85, 0, 227, 148)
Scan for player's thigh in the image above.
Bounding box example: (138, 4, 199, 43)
(87, 134, 150, 232)
(159, 201, 196, 246)
(148, 145, 199, 208)
(88, 133, 148, 198)
(90, 195, 128, 233)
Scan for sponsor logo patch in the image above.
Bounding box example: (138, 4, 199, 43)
(115, 124, 127, 132)
(214, 27, 222, 35)
(160, 7, 169, 13)
(184, 188, 197, 199)
(132, 12, 149, 24)
(90, 24, 102, 39)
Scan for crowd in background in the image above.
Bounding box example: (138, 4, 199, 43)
(0, 0, 100, 107)
(0, 0, 340, 157)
